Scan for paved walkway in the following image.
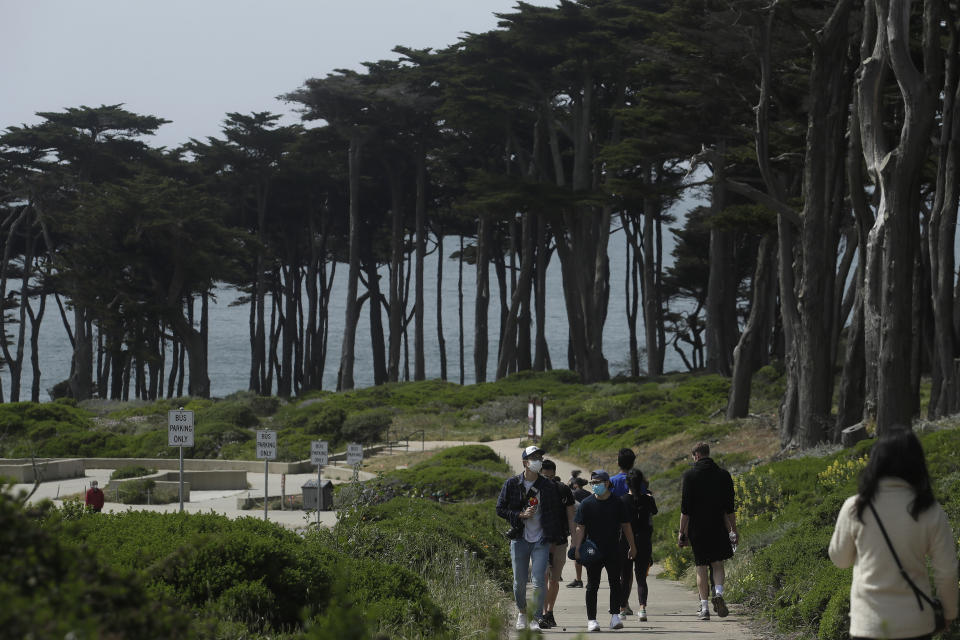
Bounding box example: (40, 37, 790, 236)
(484, 438, 762, 640)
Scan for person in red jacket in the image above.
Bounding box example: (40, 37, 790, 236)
(85, 480, 105, 512)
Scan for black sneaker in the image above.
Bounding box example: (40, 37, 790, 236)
(712, 595, 728, 617)
(535, 614, 553, 629)
(621, 605, 634, 616)
(566, 579, 583, 588)
(545, 611, 558, 628)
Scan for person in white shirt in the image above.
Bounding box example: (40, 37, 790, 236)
(829, 428, 958, 640)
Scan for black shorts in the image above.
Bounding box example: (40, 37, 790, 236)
(690, 533, 732, 566)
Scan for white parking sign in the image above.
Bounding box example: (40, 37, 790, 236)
(346, 443, 363, 466)
(168, 410, 194, 447)
(311, 440, 328, 466)
(256, 430, 277, 460)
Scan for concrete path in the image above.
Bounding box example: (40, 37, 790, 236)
(484, 438, 763, 640)
(12, 467, 345, 528)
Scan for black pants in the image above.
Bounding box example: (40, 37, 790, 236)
(620, 536, 652, 607)
(585, 552, 623, 620)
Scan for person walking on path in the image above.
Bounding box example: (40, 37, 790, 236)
(620, 468, 657, 622)
(497, 445, 566, 632)
(539, 459, 576, 629)
(678, 442, 737, 621)
(572, 469, 637, 632)
(85, 480, 105, 512)
(609, 448, 637, 615)
(829, 429, 958, 640)
(566, 476, 590, 589)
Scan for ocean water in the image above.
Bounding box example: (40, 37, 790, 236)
(5, 229, 689, 400)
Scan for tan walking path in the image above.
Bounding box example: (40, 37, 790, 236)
(483, 438, 764, 640)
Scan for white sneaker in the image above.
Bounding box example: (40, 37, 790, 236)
(587, 619, 601, 632)
(638, 606, 648, 621)
(516, 612, 527, 630)
(610, 613, 624, 629)
(528, 619, 541, 632)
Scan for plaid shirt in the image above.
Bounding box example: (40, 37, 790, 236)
(496, 472, 565, 544)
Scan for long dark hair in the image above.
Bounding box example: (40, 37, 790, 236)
(626, 468, 646, 495)
(855, 428, 935, 522)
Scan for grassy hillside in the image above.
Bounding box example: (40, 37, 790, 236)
(4, 368, 959, 639)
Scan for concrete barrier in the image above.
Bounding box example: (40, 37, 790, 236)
(0, 458, 85, 483)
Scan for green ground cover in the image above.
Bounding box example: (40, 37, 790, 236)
(5, 368, 960, 639)
(2, 444, 511, 639)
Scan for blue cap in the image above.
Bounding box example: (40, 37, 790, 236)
(591, 469, 610, 482)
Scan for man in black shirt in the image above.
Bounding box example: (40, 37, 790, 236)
(678, 442, 738, 621)
(572, 470, 637, 632)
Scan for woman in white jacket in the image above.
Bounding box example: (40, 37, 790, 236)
(829, 428, 958, 640)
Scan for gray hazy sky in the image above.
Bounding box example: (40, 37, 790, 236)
(2, 0, 554, 149)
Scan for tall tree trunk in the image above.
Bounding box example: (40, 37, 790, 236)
(533, 214, 550, 371)
(338, 134, 364, 391)
(794, 0, 855, 445)
(858, 0, 939, 433)
(497, 213, 535, 379)
(436, 233, 448, 381)
(928, 15, 960, 418)
(365, 254, 388, 386)
(459, 235, 465, 385)
(642, 185, 663, 376)
(728, 234, 776, 419)
(414, 146, 427, 381)
(474, 214, 491, 384)
(69, 306, 93, 400)
(705, 144, 737, 377)
(278, 262, 296, 398)
(386, 166, 405, 383)
(622, 213, 642, 376)
(836, 103, 872, 435)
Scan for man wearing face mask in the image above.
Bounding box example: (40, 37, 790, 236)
(496, 445, 565, 632)
(571, 470, 638, 632)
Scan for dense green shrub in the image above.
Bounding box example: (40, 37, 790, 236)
(308, 404, 347, 435)
(362, 444, 511, 502)
(197, 401, 260, 428)
(341, 407, 394, 443)
(1, 489, 197, 638)
(111, 464, 155, 479)
(40, 508, 448, 638)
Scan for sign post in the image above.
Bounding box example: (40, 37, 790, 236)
(256, 430, 277, 520)
(534, 398, 544, 439)
(347, 443, 363, 481)
(168, 408, 194, 513)
(311, 440, 328, 525)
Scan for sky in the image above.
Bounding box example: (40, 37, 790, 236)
(1, 0, 556, 149)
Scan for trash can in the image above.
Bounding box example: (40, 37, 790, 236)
(302, 479, 334, 510)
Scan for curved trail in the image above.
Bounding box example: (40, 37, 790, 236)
(482, 438, 765, 640)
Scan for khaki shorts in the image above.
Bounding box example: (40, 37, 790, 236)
(547, 541, 568, 580)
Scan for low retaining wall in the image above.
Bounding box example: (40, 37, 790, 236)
(0, 458, 85, 483)
(104, 478, 191, 502)
(82, 444, 389, 475)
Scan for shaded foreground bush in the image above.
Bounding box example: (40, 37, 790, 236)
(0, 489, 197, 639)
(11, 446, 517, 639)
(39, 507, 446, 638)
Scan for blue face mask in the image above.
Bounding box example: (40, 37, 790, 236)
(592, 483, 607, 497)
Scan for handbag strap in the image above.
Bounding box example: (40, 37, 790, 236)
(867, 502, 936, 612)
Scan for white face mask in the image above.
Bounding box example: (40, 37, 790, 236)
(526, 459, 543, 473)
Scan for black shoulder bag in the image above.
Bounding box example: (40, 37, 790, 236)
(868, 502, 946, 634)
